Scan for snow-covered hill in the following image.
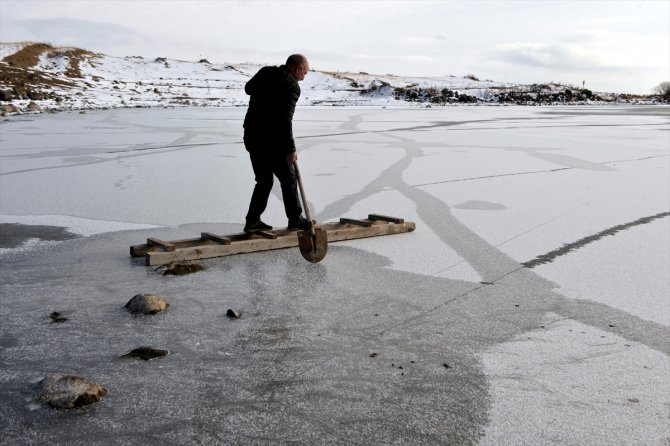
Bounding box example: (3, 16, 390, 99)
(0, 42, 658, 114)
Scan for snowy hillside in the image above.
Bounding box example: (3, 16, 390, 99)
(0, 42, 658, 114)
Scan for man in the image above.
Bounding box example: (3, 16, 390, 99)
(242, 54, 310, 234)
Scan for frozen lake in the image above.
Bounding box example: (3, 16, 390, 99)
(1, 106, 669, 444)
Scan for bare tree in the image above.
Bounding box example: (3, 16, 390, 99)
(652, 81, 670, 101)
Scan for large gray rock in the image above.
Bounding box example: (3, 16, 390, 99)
(37, 373, 107, 409)
(125, 293, 169, 314)
(26, 101, 43, 113)
(1, 104, 20, 114)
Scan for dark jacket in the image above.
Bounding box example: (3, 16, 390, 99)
(243, 65, 300, 154)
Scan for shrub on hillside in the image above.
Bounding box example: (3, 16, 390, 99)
(652, 81, 670, 101)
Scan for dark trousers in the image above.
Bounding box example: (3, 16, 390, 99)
(245, 147, 302, 224)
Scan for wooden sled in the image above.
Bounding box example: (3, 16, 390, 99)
(130, 214, 415, 266)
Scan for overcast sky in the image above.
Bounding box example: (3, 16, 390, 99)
(1, 0, 668, 94)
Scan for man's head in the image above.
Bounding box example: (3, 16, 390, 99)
(286, 54, 309, 81)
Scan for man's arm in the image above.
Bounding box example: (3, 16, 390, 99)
(279, 78, 300, 154)
(245, 66, 269, 95)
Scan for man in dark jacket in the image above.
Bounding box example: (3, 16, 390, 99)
(243, 54, 310, 233)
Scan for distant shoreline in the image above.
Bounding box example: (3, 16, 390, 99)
(1, 43, 666, 117)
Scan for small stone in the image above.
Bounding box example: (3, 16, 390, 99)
(125, 293, 169, 314)
(37, 373, 107, 409)
(50, 312, 68, 323)
(120, 347, 168, 361)
(443, 363, 451, 369)
(226, 309, 240, 318)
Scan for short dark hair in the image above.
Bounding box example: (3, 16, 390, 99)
(286, 54, 307, 67)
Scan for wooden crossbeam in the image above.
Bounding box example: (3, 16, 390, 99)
(339, 217, 372, 227)
(146, 238, 175, 252)
(200, 232, 232, 245)
(368, 214, 404, 224)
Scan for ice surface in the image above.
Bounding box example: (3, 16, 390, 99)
(337, 189, 483, 282)
(533, 218, 670, 326)
(481, 313, 670, 445)
(0, 105, 668, 444)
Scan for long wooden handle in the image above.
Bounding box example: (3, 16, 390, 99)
(293, 161, 316, 237)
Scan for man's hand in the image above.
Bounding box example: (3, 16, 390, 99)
(288, 151, 298, 164)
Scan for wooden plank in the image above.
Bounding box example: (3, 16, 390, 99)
(146, 238, 175, 252)
(131, 220, 392, 257)
(200, 232, 232, 245)
(339, 217, 373, 227)
(143, 221, 415, 266)
(131, 231, 289, 257)
(146, 234, 299, 265)
(131, 232, 282, 257)
(368, 214, 404, 224)
(326, 221, 415, 242)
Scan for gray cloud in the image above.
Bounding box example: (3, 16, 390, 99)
(493, 42, 600, 70)
(0, 17, 149, 54)
(492, 29, 666, 75)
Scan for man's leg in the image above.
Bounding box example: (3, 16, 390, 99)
(272, 152, 303, 223)
(245, 150, 274, 224)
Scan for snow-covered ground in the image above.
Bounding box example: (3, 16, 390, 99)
(3, 42, 654, 115)
(0, 106, 668, 444)
(0, 41, 513, 111)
